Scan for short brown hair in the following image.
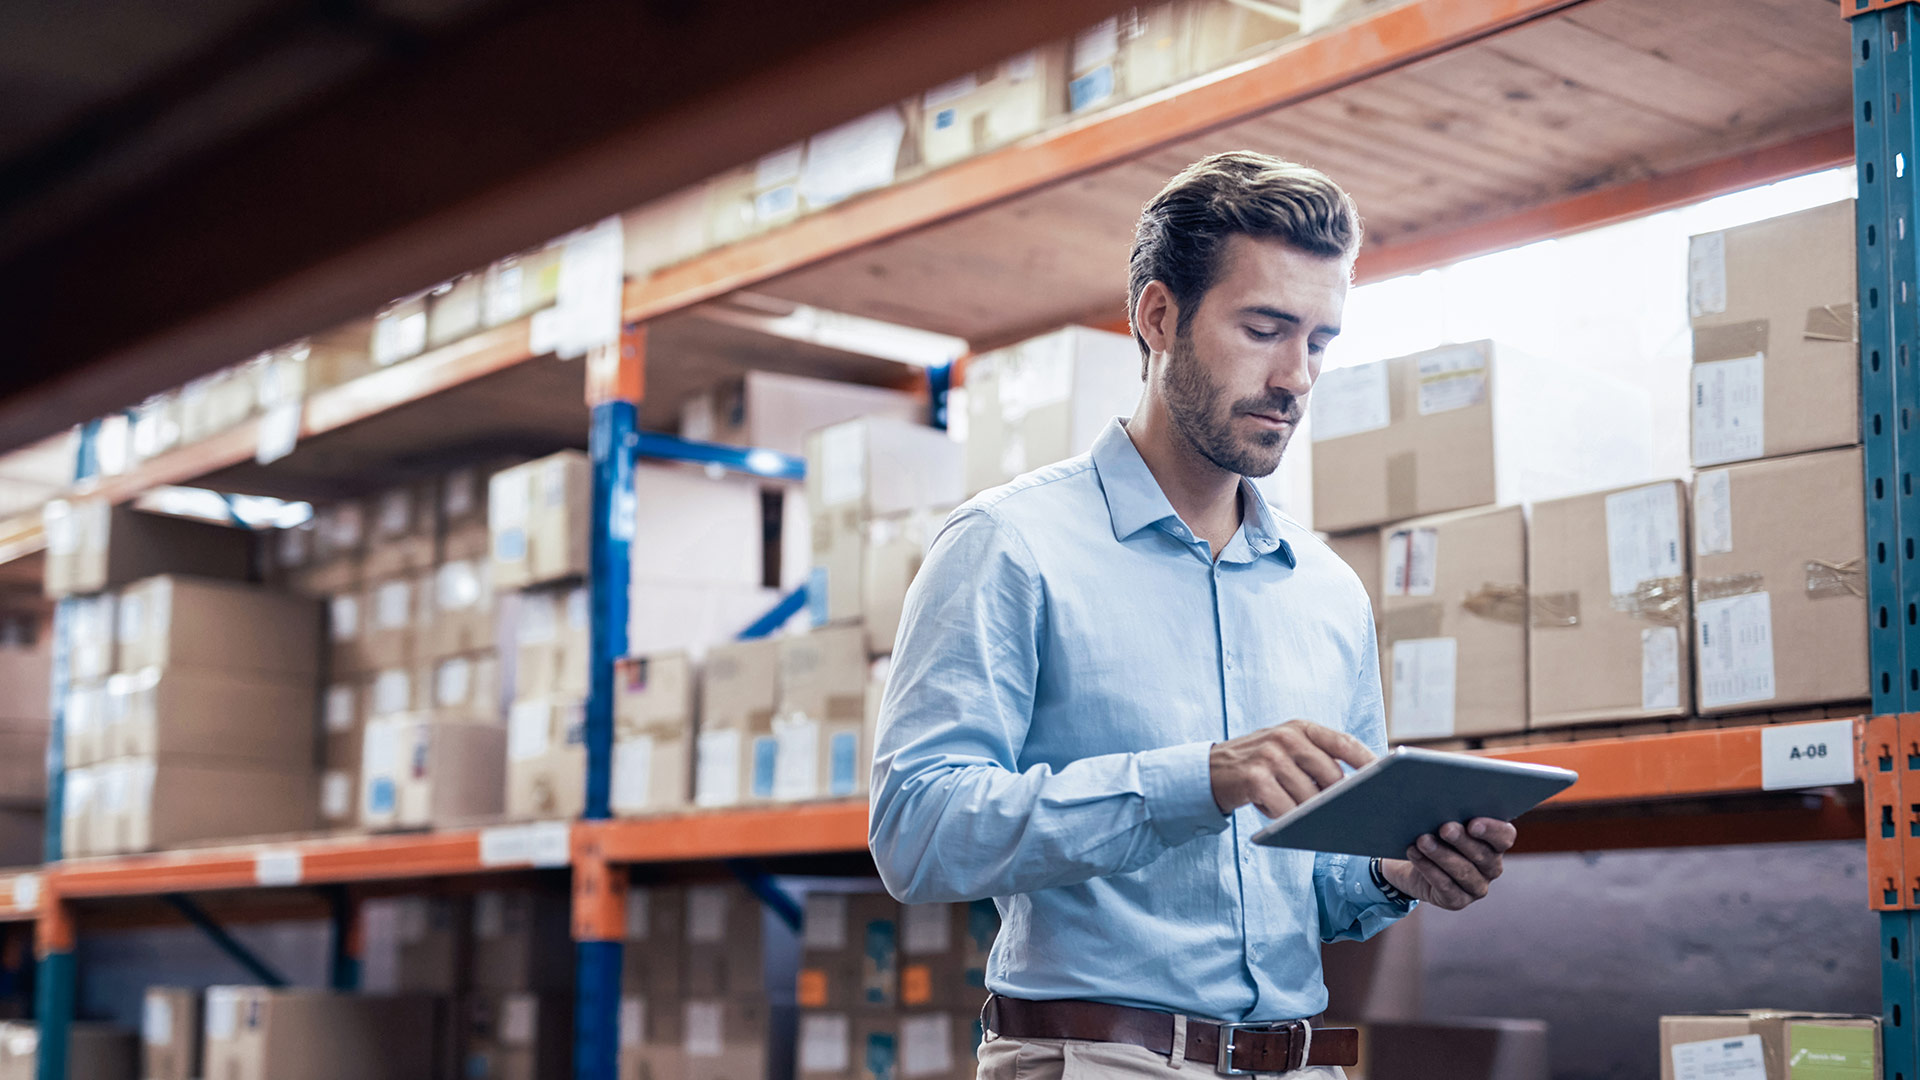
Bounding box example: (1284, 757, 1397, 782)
(1127, 151, 1361, 371)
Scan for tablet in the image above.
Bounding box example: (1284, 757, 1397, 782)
(1248, 746, 1577, 859)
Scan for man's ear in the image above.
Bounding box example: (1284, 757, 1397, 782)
(1133, 281, 1179, 356)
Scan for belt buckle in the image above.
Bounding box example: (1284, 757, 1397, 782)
(1215, 1019, 1308, 1075)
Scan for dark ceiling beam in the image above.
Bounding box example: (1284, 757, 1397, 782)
(0, 0, 1133, 452)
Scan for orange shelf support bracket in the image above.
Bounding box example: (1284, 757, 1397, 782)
(1898, 715, 1920, 909)
(1867, 714, 1904, 910)
(571, 823, 628, 944)
(587, 324, 646, 407)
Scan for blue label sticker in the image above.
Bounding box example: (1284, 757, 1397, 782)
(368, 777, 395, 815)
(1068, 65, 1115, 112)
(863, 918, 898, 1004)
(829, 731, 859, 796)
(935, 108, 959, 131)
(865, 1032, 897, 1080)
(494, 528, 526, 562)
(752, 736, 778, 800)
(807, 566, 830, 627)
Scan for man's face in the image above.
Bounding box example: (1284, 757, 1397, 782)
(1158, 234, 1348, 478)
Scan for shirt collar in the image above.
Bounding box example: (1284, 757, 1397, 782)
(1090, 419, 1296, 567)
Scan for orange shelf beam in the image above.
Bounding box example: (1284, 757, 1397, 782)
(586, 802, 870, 865)
(50, 829, 495, 899)
(1476, 718, 1866, 805)
(620, 0, 1590, 327)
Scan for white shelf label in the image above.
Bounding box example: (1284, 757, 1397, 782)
(11, 874, 38, 913)
(253, 850, 303, 887)
(479, 822, 571, 868)
(480, 825, 533, 867)
(1761, 720, 1855, 792)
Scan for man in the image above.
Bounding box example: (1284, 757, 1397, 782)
(868, 151, 1516, 1079)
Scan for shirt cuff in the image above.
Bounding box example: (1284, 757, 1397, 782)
(1138, 741, 1228, 846)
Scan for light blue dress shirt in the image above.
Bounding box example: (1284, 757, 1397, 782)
(868, 418, 1410, 1023)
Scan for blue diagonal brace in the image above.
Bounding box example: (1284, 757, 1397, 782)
(726, 860, 803, 933)
(165, 894, 287, 987)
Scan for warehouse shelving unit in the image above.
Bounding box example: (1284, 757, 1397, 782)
(0, 0, 1905, 1078)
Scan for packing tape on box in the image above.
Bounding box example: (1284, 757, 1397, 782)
(1387, 358, 1414, 424)
(1693, 571, 1765, 603)
(1609, 575, 1688, 626)
(1386, 452, 1418, 522)
(1691, 319, 1769, 363)
(1380, 603, 1443, 646)
(1804, 302, 1857, 344)
(1462, 583, 1530, 625)
(1806, 557, 1866, 600)
(1529, 591, 1581, 628)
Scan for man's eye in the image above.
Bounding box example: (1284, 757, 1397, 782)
(1246, 327, 1278, 342)
(1309, 342, 1327, 355)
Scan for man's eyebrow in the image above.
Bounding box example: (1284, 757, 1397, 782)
(1240, 305, 1340, 337)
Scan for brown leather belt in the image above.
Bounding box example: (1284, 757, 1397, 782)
(985, 994, 1359, 1074)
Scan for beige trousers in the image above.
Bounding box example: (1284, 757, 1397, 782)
(974, 1032, 1348, 1080)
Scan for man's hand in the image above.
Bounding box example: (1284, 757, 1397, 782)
(1379, 819, 1516, 910)
(1209, 720, 1374, 816)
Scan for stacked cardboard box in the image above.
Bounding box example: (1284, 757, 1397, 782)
(612, 653, 694, 817)
(619, 885, 687, 1080)
(505, 585, 587, 821)
(42, 501, 251, 599)
(142, 986, 202, 1080)
(201, 988, 444, 1080)
(806, 417, 963, 632)
(696, 639, 780, 808)
(962, 325, 1139, 498)
(1658, 1011, 1878, 1080)
(696, 632, 880, 809)
(918, 45, 1070, 168)
(491, 452, 591, 591)
(0, 1021, 137, 1080)
(680, 372, 921, 460)
(465, 890, 575, 1080)
(796, 892, 996, 1080)
(620, 883, 770, 1080)
(64, 576, 320, 856)
(0, 619, 51, 805)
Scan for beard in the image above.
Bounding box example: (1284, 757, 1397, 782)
(1162, 326, 1301, 479)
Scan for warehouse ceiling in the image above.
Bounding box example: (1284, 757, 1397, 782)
(0, 0, 1135, 454)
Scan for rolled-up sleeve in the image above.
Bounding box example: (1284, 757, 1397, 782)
(1313, 602, 1415, 942)
(868, 506, 1228, 905)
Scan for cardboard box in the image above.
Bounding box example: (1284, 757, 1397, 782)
(427, 274, 484, 349)
(1692, 448, 1868, 714)
(472, 889, 575, 992)
(860, 507, 949, 656)
(512, 586, 588, 700)
(1658, 1011, 1880, 1080)
(623, 186, 711, 280)
(1310, 340, 1655, 533)
(490, 452, 591, 589)
(798, 892, 861, 1013)
(0, 721, 46, 804)
(394, 894, 470, 994)
(774, 627, 872, 802)
(898, 901, 997, 1011)
(962, 326, 1139, 496)
(483, 244, 564, 327)
(143, 986, 202, 1080)
(797, 104, 914, 213)
(1298, 0, 1400, 34)
(116, 576, 321, 678)
(918, 45, 1069, 168)
(613, 654, 693, 817)
(328, 591, 372, 674)
(808, 418, 964, 624)
(68, 591, 116, 681)
(797, 1010, 854, 1080)
(106, 757, 314, 854)
(360, 716, 506, 830)
(1529, 480, 1692, 728)
(1189, 0, 1297, 70)
(372, 293, 430, 367)
(618, 995, 688, 1080)
(61, 765, 96, 857)
(441, 465, 494, 547)
(431, 650, 501, 723)
(366, 483, 440, 578)
(427, 558, 496, 658)
(1689, 199, 1858, 467)
(201, 988, 441, 1080)
(850, 892, 900, 1010)
(630, 464, 769, 590)
(681, 998, 767, 1080)
(623, 886, 688, 1001)
(507, 696, 586, 820)
(1326, 529, 1384, 620)
(681, 371, 920, 459)
(297, 318, 379, 392)
(104, 666, 316, 766)
(42, 500, 251, 599)
(0, 1021, 137, 1080)
(628, 580, 791, 662)
(1380, 505, 1528, 741)
(367, 665, 425, 720)
(362, 575, 424, 672)
(465, 992, 573, 1080)
(684, 884, 764, 999)
(697, 639, 780, 807)
(1361, 1019, 1549, 1080)
(64, 680, 108, 768)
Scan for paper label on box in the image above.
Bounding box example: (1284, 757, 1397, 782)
(374, 668, 415, 716)
(1688, 232, 1728, 318)
(1416, 345, 1489, 415)
(254, 850, 301, 886)
(143, 994, 173, 1046)
(444, 468, 478, 518)
(773, 717, 821, 801)
(830, 731, 861, 797)
(377, 489, 412, 536)
(553, 217, 624, 361)
(1604, 484, 1683, 597)
(820, 422, 868, 508)
(684, 1001, 723, 1058)
(620, 997, 645, 1049)
(322, 770, 352, 819)
(1697, 591, 1777, 709)
(757, 144, 805, 187)
(255, 401, 301, 465)
(900, 1014, 955, 1078)
(42, 501, 75, 554)
(501, 994, 537, 1046)
(925, 74, 979, 110)
(1641, 626, 1681, 712)
(528, 306, 562, 355)
(437, 560, 481, 612)
(1384, 527, 1438, 597)
(508, 701, 551, 761)
(687, 884, 729, 943)
(1389, 638, 1456, 740)
(1760, 719, 1856, 791)
(1693, 354, 1766, 466)
(364, 719, 400, 776)
(116, 591, 144, 644)
(205, 988, 241, 1041)
(433, 657, 471, 708)
(1694, 469, 1734, 557)
(375, 580, 411, 629)
(1308, 362, 1391, 441)
(696, 730, 741, 807)
(904, 904, 952, 955)
(566, 586, 589, 629)
(372, 309, 427, 367)
(325, 684, 357, 733)
(755, 184, 799, 222)
(805, 893, 849, 950)
(485, 263, 523, 325)
(1073, 17, 1120, 68)
(1672, 1033, 1765, 1080)
(801, 1013, 852, 1073)
(491, 469, 530, 530)
(329, 594, 361, 642)
(799, 108, 907, 207)
(611, 735, 653, 813)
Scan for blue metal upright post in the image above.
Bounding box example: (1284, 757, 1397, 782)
(575, 332, 640, 1080)
(1857, 5, 1920, 1076)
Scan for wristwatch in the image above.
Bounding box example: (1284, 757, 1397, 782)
(1369, 857, 1417, 908)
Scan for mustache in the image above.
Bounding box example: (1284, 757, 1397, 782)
(1233, 393, 1301, 424)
